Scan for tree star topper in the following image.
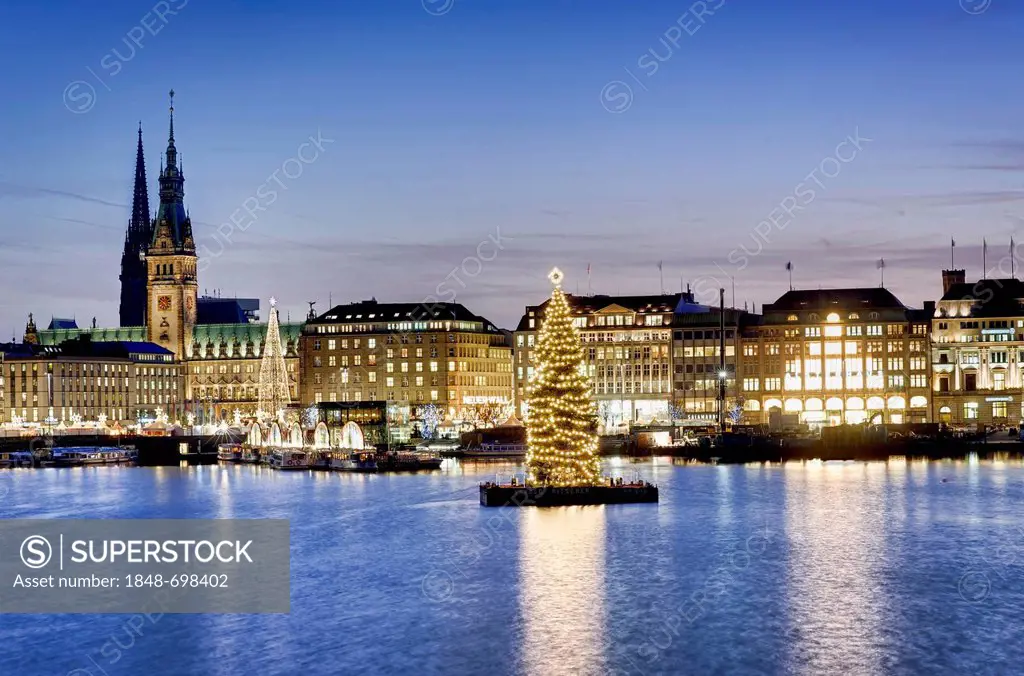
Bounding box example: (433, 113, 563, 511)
(548, 267, 564, 287)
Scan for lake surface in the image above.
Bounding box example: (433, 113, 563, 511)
(1, 456, 1023, 676)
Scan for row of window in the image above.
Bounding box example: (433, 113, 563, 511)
(742, 374, 928, 391)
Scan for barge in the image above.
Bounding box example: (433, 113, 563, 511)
(479, 481, 659, 507)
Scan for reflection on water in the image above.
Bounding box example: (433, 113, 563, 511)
(518, 506, 607, 675)
(783, 461, 889, 675)
(3, 458, 1024, 675)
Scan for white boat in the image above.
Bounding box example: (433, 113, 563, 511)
(217, 443, 244, 463)
(268, 449, 310, 470)
(461, 442, 526, 458)
(52, 447, 136, 467)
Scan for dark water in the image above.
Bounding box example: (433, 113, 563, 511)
(1, 456, 1023, 676)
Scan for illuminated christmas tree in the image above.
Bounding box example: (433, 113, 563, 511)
(258, 297, 291, 419)
(526, 268, 601, 486)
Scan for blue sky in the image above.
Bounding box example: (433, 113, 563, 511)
(0, 0, 1022, 335)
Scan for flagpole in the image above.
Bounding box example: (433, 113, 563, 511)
(658, 262, 664, 295)
(983, 239, 988, 279)
(951, 238, 955, 269)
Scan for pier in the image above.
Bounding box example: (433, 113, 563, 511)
(0, 432, 241, 466)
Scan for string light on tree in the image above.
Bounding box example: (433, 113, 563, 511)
(258, 297, 292, 420)
(525, 267, 601, 487)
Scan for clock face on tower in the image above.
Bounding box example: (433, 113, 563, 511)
(158, 295, 172, 312)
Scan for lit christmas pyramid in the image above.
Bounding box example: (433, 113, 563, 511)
(258, 297, 291, 421)
(525, 267, 602, 486)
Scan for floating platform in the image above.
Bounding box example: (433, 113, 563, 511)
(479, 483, 658, 507)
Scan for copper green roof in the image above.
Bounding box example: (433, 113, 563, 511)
(38, 326, 146, 346)
(37, 323, 303, 358)
(190, 322, 303, 358)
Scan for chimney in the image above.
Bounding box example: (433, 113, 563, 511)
(942, 269, 965, 295)
(923, 300, 936, 318)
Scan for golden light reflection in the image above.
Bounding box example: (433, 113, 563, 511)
(519, 507, 607, 675)
(783, 461, 887, 674)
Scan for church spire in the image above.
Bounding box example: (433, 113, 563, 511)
(130, 121, 151, 239)
(120, 122, 152, 327)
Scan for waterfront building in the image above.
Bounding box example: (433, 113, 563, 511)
(672, 307, 759, 425)
(514, 293, 687, 430)
(30, 93, 302, 423)
(186, 321, 301, 421)
(301, 300, 512, 438)
(930, 270, 1024, 426)
(0, 331, 180, 425)
(740, 288, 932, 426)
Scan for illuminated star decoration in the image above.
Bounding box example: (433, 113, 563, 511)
(548, 267, 564, 287)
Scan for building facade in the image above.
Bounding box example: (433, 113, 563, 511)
(931, 271, 1024, 426)
(301, 300, 512, 435)
(739, 288, 932, 426)
(672, 307, 756, 425)
(515, 294, 687, 430)
(184, 321, 302, 421)
(0, 336, 180, 425)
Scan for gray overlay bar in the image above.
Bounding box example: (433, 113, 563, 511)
(0, 519, 289, 613)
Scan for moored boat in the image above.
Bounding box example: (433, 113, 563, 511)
(241, 446, 261, 464)
(0, 451, 34, 468)
(217, 443, 244, 463)
(51, 447, 136, 467)
(309, 450, 332, 470)
(329, 450, 378, 473)
(268, 449, 310, 470)
(376, 449, 443, 471)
